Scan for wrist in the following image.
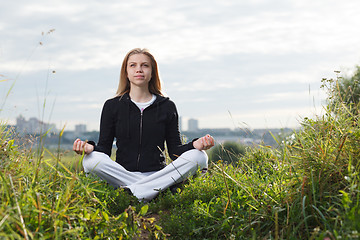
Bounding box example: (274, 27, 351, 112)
(191, 138, 199, 148)
(89, 144, 94, 153)
(193, 138, 202, 150)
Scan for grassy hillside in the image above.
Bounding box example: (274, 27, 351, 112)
(1, 76, 360, 239)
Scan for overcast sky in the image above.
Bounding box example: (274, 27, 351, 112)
(1, 0, 360, 131)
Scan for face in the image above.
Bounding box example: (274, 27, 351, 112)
(127, 53, 152, 89)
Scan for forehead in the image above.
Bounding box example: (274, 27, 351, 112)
(127, 53, 151, 63)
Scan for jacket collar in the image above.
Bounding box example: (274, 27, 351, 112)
(120, 92, 169, 105)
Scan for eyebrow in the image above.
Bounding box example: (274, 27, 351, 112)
(128, 61, 150, 64)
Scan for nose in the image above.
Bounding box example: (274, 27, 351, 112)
(135, 65, 143, 72)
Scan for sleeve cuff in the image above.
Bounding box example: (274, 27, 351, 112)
(190, 138, 199, 149)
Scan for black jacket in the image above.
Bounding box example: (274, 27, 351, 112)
(90, 93, 195, 172)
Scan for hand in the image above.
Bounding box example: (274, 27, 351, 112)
(73, 138, 94, 155)
(193, 134, 215, 151)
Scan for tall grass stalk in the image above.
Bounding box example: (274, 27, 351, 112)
(9, 175, 29, 240)
(0, 125, 166, 239)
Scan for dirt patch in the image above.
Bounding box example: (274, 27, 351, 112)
(134, 212, 165, 239)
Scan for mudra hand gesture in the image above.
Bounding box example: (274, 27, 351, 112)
(193, 134, 215, 151)
(73, 138, 94, 155)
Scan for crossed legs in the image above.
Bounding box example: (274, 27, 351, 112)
(82, 149, 208, 201)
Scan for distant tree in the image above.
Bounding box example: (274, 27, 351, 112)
(208, 141, 246, 164)
(327, 66, 360, 115)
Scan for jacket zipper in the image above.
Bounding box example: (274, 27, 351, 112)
(136, 111, 143, 170)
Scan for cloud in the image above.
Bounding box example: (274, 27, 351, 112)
(254, 91, 310, 104)
(170, 81, 235, 93)
(1, 0, 360, 131)
(3, 0, 360, 72)
(254, 72, 319, 85)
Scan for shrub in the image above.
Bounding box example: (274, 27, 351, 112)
(325, 67, 360, 116)
(208, 141, 246, 164)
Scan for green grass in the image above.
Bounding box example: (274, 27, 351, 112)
(1, 75, 360, 239)
(0, 129, 166, 239)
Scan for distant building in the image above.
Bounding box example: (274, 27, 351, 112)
(75, 124, 87, 134)
(16, 115, 27, 132)
(16, 115, 57, 135)
(188, 118, 199, 132)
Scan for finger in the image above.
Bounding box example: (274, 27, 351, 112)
(77, 141, 84, 154)
(205, 135, 211, 146)
(208, 135, 213, 145)
(202, 137, 209, 150)
(203, 136, 208, 145)
(74, 139, 84, 154)
(81, 141, 86, 152)
(76, 141, 83, 152)
(204, 137, 209, 147)
(204, 135, 214, 149)
(84, 142, 90, 154)
(75, 139, 82, 147)
(85, 143, 92, 154)
(207, 135, 214, 145)
(73, 139, 80, 150)
(200, 137, 206, 150)
(84, 143, 88, 153)
(210, 136, 215, 146)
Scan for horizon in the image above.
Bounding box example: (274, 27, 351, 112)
(5, 114, 299, 133)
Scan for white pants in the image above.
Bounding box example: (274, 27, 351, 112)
(83, 149, 208, 201)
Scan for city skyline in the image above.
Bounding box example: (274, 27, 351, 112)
(10, 114, 294, 136)
(10, 115, 293, 147)
(10, 115, 236, 134)
(15, 115, 57, 135)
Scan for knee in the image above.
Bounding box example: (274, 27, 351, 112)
(189, 149, 208, 169)
(83, 151, 106, 173)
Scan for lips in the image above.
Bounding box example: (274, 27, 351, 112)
(134, 75, 144, 78)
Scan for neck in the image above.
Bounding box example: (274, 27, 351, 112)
(129, 87, 152, 103)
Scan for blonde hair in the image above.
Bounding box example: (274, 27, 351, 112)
(116, 48, 163, 96)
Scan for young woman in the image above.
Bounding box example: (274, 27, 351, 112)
(73, 48, 214, 201)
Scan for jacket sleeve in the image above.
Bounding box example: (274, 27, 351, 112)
(165, 101, 195, 160)
(93, 99, 116, 157)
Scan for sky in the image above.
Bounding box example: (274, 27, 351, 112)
(1, 0, 360, 131)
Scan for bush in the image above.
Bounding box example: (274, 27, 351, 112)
(208, 141, 246, 164)
(325, 67, 360, 116)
